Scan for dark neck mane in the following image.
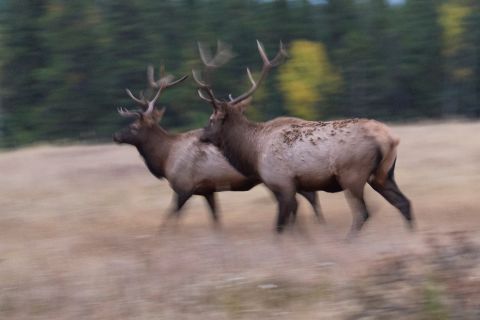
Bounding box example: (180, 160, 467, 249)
(136, 126, 174, 179)
(220, 112, 260, 178)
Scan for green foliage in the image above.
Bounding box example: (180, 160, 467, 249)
(0, 0, 48, 147)
(278, 40, 341, 119)
(439, 1, 470, 57)
(438, 0, 478, 116)
(0, 0, 479, 147)
(422, 281, 448, 320)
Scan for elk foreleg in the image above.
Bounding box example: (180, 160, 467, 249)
(273, 190, 297, 233)
(161, 192, 192, 228)
(204, 193, 221, 225)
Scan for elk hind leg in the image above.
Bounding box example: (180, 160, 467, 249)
(369, 177, 413, 230)
(344, 187, 370, 239)
(299, 191, 325, 224)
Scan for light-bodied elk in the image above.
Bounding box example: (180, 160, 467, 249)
(194, 40, 413, 235)
(112, 64, 323, 226)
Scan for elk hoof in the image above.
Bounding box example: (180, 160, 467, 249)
(406, 220, 416, 232)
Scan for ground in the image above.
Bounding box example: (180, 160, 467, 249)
(1, 121, 480, 319)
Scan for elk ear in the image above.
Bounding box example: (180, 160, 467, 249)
(234, 97, 252, 114)
(153, 107, 166, 123)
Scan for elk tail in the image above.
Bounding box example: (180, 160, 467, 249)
(374, 136, 400, 186)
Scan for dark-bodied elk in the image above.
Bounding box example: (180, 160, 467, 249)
(194, 40, 413, 235)
(112, 64, 323, 225)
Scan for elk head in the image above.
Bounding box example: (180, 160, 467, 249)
(193, 40, 287, 147)
(113, 68, 188, 146)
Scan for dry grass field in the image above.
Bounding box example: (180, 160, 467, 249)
(1, 121, 480, 319)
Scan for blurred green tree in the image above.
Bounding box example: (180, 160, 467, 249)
(0, 0, 48, 147)
(439, 0, 476, 116)
(36, 1, 106, 140)
(0, 0, 479, 148)
(394, 0, 443, 118)
(278, 40, 341, 119)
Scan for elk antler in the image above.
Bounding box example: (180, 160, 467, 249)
(228, 40, 287, 106)
(147, 65, 188, 90)
(119, 86, 163, 118)
(119, 68, 188, 118)
(192, 69, 222, 111)
(125, 89, 148, 107)
(117, 106, 142, 118)
(192, 40, 235, 110)
(197, 40, 234, 69)
(193, 40, 287, 110)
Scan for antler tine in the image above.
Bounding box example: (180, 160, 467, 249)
(147, 64, 169, 89)
(143, 87, 163, 116)
(211, 40, 234, 67)
(117, 106, 141, 118)
(139, 91, 148, 103)
(256, 40, 270, 66)
(228, 40, 287, 106)
(125, 88, 148, 107)
(194, 40, 236, 110)
(124, 86, 162, 117)
(246, 68, 256, 86)
(163, 74, 189, 88)
(269, 41, 288, 67)
(122, 65, 187, 118)
(197, 42, 213, 67)
(192, 69, 208, 87)
(198, 40, 234, 69)
(160, 65, 166, 77)
(192, 69, 222, 110)
(256, 40, 287, 67)
(147, 65, 189, 89)
(197, 89, 213, 103)
(147, 65, 157, 88)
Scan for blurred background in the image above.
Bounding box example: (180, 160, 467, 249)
(0, 0, 479, 148)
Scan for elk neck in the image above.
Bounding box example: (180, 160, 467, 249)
(136, 126, 175, 179)
(221, 112, 261, 178)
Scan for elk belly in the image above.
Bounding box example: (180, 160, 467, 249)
(294, 174, 343, 193)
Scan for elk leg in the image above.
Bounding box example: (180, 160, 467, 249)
(298, 191, 325, 224)
(173, 192, 191, 215)
(274, 191, 297, 233)
(204, 193, 220, 225)
(290, 197, 298, 225)
(162, 192, 191, 225)
(344, 189, 370, 238)
(369, 178, 413, 230)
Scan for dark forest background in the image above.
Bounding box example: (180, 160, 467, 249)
(0, 0, 478, 148)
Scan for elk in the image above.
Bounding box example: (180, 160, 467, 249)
(194, 41, 413, 235)
(112, 65, 324, 225)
